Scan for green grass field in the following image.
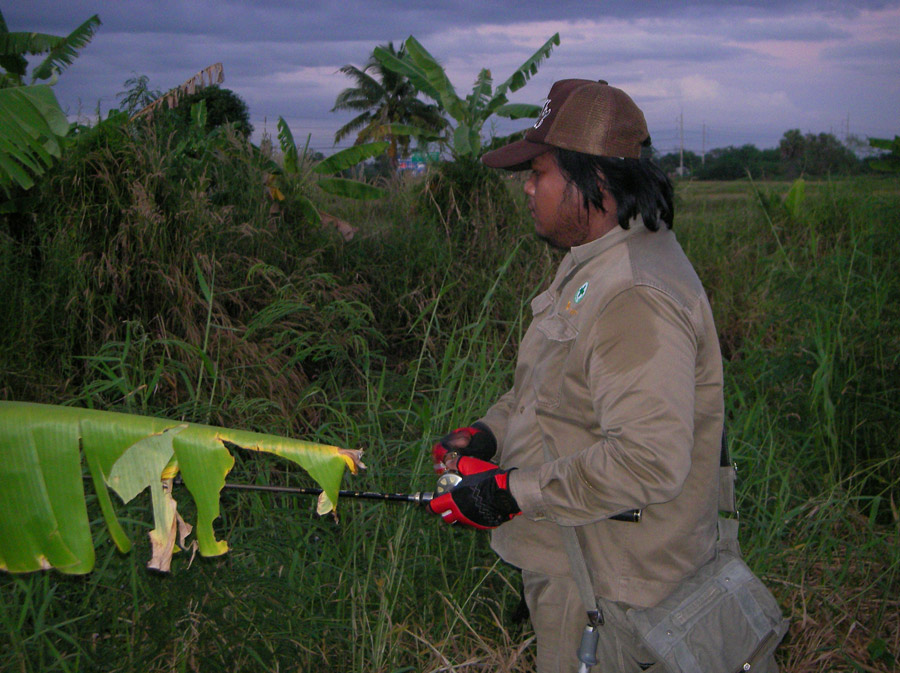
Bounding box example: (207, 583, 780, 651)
(1, 125, 898, 673)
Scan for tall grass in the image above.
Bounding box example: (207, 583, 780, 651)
(1, 117, 898, 672)
(679, 176, 899, 672)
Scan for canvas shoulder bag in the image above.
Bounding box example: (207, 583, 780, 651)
(624, 515, 789, 672)
(623, 435, 789, 672)
(551, 424, 789, 672)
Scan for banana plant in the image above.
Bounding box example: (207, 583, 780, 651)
(269, 117, 390, 233)
(0, 11, 101, 193)
(0, 401, 362, 574)
(373, 33, 560, 158)
(0, 84, 70, 193)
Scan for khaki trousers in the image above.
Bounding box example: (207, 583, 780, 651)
(521, 570, 779, 673)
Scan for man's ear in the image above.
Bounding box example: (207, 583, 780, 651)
(593, 171, 609, 214)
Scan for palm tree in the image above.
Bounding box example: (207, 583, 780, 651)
(331, 42, 446, 171)
(116, 73, 161, 116)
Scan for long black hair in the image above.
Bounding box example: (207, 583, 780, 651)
(554, 142, 674, 231)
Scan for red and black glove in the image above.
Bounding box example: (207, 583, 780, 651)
(431, 421, 497, 474)
(429, 458, 520, 530)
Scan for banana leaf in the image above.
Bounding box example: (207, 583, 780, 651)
(0, 85, 70, 192)
(468, 69, 494, 118)
(0, 15, 101, 83)
(494, 103, 543, 120)
(29, 15, 101, 82)
(316, 177, 386, 200)
(376, 33, 559, 159)
(372, 43, 445, 113)
(394, 37, 468, 122)
(313, 141, 389, 174)
(277, 115, 300, 174)
(0, 401, 362, 574)
(374, 123, 441, 142)
(493, 32, 560, 99)
(452, 124, 475, 158)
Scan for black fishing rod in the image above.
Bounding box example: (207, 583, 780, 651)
(221, 480, 443, 505)
(221, 473, 643, 523)
(86, 472, 641, 522)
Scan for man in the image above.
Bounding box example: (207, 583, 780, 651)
(428, 79, 729, 672)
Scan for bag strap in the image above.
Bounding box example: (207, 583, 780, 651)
(538, 416, 739, 671)
(547, 424, 739, 616)
(716, 428, 743, 557)
(718, 428, 738, 515)
(538, 437, 603, 619)
(562, 523, 603, 618)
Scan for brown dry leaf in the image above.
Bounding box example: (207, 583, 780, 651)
(131, 63, 225, 121)
(338, 448, 366, 474)
(148, 478, 179, 571)
(148, 478, 196, 572)
(320, 213, 357, 241)
(177, 508, 199, 569)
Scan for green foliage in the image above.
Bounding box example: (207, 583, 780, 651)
(698, 144, 783, 180)
(332, 41, 447, 169)
(374, 33, 560, 158)
(0, 85, 70, 193)
(416, 154, 520, 233)
(2, 97, 899, 672)
(315, 143, 390, 174)
(660, 131, 864, 181)
(678, 178, 900, 495)
(782, 177, 805, 221)
(368, 33, 558, 233)
(657, 149, 703, 176)
(778, 129, 859, 177)
(172, 85, 253, 138)
(116, 73, 160, 116)
(271, 116, 389, 228)
(0, 401, 355, 573)
(0, 110, 384, 429)
(0, 10, 100, 194)
(868, 135, 900, 173)
(0, 11, 100, 86)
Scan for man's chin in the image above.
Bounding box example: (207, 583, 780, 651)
(535, 231, 569, 250)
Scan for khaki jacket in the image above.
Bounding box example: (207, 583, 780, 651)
(481, 220, 724, 608)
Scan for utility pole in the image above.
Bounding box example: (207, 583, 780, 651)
(678, 110, 684, 176)
(702, 123, 706, 166)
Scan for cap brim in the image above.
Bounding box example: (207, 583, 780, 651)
(481, 138, 553, 171)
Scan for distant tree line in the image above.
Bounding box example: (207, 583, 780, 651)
(657, 129, 886, 180)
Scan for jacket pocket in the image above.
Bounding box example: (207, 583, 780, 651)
(532, 312, 578, 409)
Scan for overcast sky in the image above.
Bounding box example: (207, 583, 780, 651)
(8, 1, 900, 156)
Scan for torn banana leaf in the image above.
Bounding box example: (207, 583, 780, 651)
(0, 401, 362, 574)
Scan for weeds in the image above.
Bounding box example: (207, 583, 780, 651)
(1, 112, 899, 671)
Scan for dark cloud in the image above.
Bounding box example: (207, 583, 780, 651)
(5, 0, 900, 151)
(823, 38, 900, 61)
(9, 0, 900, 39)
(725, 19, 851, 41)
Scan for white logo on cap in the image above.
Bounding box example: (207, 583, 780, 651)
(534, 100, 551, 129)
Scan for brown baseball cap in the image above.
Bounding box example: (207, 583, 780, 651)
(481, 79, 649, 170)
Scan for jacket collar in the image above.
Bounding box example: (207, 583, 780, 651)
(569, 216, 646, 266)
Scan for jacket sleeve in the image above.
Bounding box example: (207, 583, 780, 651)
(510, 286, 701, 524)
(477, 388, 516, 459)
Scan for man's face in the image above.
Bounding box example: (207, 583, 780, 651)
(523, 152, 590, 249)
